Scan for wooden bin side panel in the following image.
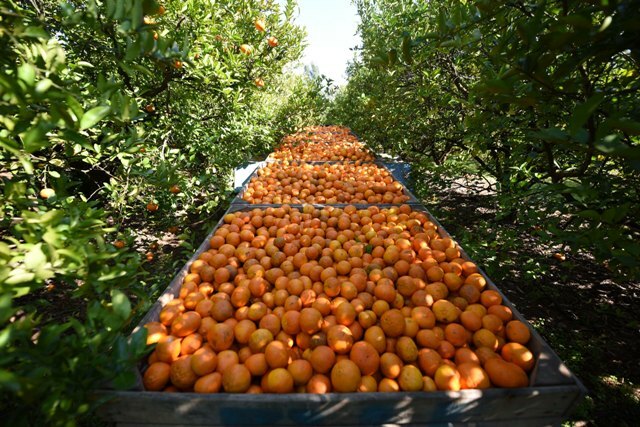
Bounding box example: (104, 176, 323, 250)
(97, 386, 581, 426)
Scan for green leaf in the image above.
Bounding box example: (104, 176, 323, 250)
(594, 134, 640, 160)
(80, 106, 111, 130)
(24, 244, 46, 270)
(111, 290, 131, 320)
(18, 63, 36, 86)
(568, 93, 604, 135)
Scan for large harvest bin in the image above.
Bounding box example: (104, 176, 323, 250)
(96, 204, 585, 426)
(231, 161, 420, 206)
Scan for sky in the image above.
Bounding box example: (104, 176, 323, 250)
(283, 0, 361, 86)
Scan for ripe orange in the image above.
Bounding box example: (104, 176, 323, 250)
(239, 44, 253, 55)
(194, 372, 222, 393)
(506, 320, 531, 344)
(379, 309, 405, 337)
(267, 368, 294, 393)
(222, 364, 251, 393)
(170, 355, 197, 389)
(143, 362, 171, 391)
(434, 364, 461, 391)
(40, 188, 56, 199)
(191, 347, 217, 376)
(501, 342, 535, 371)
(484, 358, 529, 388)
(398, 365, 423, 391)
(287, 359, 313, 385)
(349, 341, 380, 375)
(309, 345, 335, 374)
(254, 18, 266, 32)
(457, 362, 490, 389)
(331, 359, 361, 392)
(307, 374, 332, 393)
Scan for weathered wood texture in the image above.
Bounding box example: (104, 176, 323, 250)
(97, 386, 581, 426)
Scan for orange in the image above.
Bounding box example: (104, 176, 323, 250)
(411, 306, 435, 329)
(457, 362, 490, 389)
(444, 323, 468, 347)
(299, 307, 323, 334)
(395, 336, 418, 362)
(482, 314, 504, 334)
(480, 290, 502, 307)
(349, 341, 380, 376)
(207, 323, 234, 352)
(379, 309, 405, 337)
(156, 335, 182, 363)
(432, 299, 460, 323)
(222, 364, 251, 393)
(249, 328, 274, 353)
(484, 358, 529, 388)
(191, 347, 218, 376)
(460, 310, 482, 332)
(287, 359, 313, 385)
(245, 353, 268, 376)
(434, 364, 461, 391)
(265, 340, 290, 368)
(216, 350, 239, 374)
(488, 304, 513, 322)
(418, 348, 442, 377)
(267, 368, 295, 393)
(398, 365, 423, 391)
(454, 348, 480, 366)
(143, 362, 171, 391)
(310, 345, 336, 374)
(416, 329, 441, 349)
(234, 319, 257, 345)
(307, 374, 332, 393)
(364, 326, 386, 354)
(144, 322, 167, 345)
(505, 320, 531, 344)
(380, 352, 403, 379)
(170, 355, 198, 390)
(472, 329, 499, 351)
(331, 359, 361, 392)
(180, 333, 203, 355)
(422, 376, 437, 391)
(194, 372, 222, 393)
(358, 375, 377, 392)
(378, 378, 400, 392)
(326, 324, 353, 354)
(501, 342, 535, 371)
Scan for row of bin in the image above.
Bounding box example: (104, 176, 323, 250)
(97, 133, 585, 426)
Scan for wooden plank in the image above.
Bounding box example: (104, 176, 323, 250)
(96, 386, 580, 426)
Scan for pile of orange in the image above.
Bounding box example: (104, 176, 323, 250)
(143, 204, 535, 393)
(271, 126, 374, 161)
(241, 161, 410, 204)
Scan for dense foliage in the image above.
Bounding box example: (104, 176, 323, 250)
(330, 0, 640, 279)
(0, 0, 327, 424)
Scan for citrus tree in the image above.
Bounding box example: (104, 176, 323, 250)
(330, 0, 640, 279)
(0, 0, 319, 424)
